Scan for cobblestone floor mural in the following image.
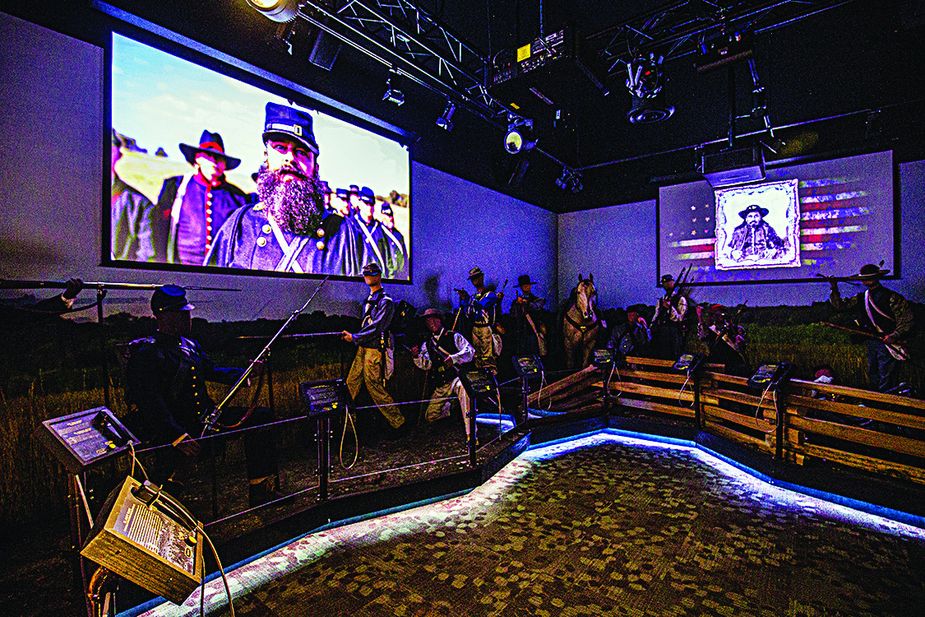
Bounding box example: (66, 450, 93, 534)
(142, 433, 925, 617)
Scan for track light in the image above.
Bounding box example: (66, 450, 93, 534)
(436, 100, 457, 131)
(246, 0, 300, 23)
(555, 166, 583, 193)
(383, 69, 405, 106)
(625, 52, 675, 124)
(503, 118, 536, 154)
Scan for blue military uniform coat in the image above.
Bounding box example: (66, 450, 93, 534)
(206, 202, 361, 275)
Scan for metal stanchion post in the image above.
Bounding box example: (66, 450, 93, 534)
(775, 387, 786, 461)
(468, 397, 478, 468)
(520, 375, 529, 424)
(96, 286, 110, 409)
(693, 376, 702, 430)
(266, 350, 275, 414)
(317, 415, 331, 500)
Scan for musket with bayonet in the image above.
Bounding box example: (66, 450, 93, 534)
(200, 276, 330, 436)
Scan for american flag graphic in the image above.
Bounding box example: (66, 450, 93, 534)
(665, 176, 870, 277)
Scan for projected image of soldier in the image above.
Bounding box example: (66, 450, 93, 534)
(726, 204, 785, 262)
(350, 186, 396, 278)
(111, 130, 161, 262)
(375, 201, 408, 279)
(206, 102, 361, 275)
(157, 130, 248, 266)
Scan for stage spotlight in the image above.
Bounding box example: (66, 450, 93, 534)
(555, 166, 583, 193)
(246, 0, 300, 23)
(504, 118, 536, 154)
(627, 95, 675, 124)
(382, 69, 405, 106)
(625, 52, 675, 124)
(436, 100, 456, 131)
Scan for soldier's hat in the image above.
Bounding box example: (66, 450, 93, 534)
(358, 186, 376, 204)
(738, 203, 769, 219)
(379, 202, 394, 215)
(420, 308, 444, 319)
(263, 102, 319, 155)
(179, 130, 241, 170)
(362, 262, 383, 277)
(851, 263, 890, 280)
(151, 285, 195, 314)
(468, 266, 484, 281)
(517, 274, 537, 286)
(659, 274, 674, 286)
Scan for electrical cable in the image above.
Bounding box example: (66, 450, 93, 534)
(678, 373, 693, 407)
(339, 409, 359, 470)
(200, 526, 235, 617)
(751, 382, 776, 434)
(128, 442, 150, 483)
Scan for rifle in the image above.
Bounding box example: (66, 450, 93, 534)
(703, 302, 748, 359)
(656, 265, 691, 325)
(235, 332, 341, 341)
(814, 274, 862, 287)
(0, 279, 240, 292)
(200, 276, 330, 435)
(822, 322, 910, 361)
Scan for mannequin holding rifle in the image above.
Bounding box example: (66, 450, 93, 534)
(651, 268, 690, 360)
(828, 263, 914, 392)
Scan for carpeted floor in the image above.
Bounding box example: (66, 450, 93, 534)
(146, 433, 925, 616)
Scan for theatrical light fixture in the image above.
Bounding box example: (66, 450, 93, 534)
(624, 52, 675, 124)
(382, 69, 405, 106)
(436, 100, 457, 131)
(503, 118, 536, 154)
(555, 166, 583, 193)
(246, 0, 300, 23)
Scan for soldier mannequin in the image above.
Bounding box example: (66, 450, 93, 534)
(458, 266, 503, 374)
(651, 273, 688, 360)
(124, 285, 280, 506)
(411, 308, 476, 444)
(341, 262, 406, 433)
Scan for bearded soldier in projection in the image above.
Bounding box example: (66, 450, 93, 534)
(206, 102, 361, 275)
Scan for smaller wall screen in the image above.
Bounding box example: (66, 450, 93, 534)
(658, 151, 895, 284)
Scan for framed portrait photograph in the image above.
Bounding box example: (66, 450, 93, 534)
(714, 179, 800, 271)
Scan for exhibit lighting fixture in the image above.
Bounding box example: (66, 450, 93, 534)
(436, 100, 457, 131)
(555, 166, 583, 193)
(504, 118, 536, 154)
(383, 69, 405, 106)
(246, 0, 300, 23)
(625, 52, 675, 124)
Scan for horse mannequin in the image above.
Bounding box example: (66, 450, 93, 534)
(562, 273, 601, 368)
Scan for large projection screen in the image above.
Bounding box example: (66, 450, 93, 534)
(657, 151, 896, 286)
(107, 33, 411, 281)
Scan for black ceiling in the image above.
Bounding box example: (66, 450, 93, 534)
(3, 0, 924, 211)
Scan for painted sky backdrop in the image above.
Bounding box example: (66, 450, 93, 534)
(111, 33, 410, 197)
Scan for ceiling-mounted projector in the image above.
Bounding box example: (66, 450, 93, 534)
(702, 146, 765, 188)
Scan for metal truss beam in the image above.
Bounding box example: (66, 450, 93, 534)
(588, 0, 856, 77)
(295, 0, 568, 166)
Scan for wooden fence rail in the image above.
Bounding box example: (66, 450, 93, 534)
(529, 356, 925, 485)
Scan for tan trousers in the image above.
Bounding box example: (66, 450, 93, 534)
(424, 377, 472, 438)
(471, 325, 497, 373)
(346, 346, 405, 429)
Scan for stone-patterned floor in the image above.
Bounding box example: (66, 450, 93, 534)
(144, 434, 925, 617)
